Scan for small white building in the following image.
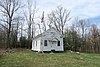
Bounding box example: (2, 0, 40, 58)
(32, 27, 64, 52)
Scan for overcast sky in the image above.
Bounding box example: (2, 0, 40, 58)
(33, 0, 100, 19)
(22, 0, 100, 35)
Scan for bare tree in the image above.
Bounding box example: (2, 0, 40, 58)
(73, 17, 90, 52)
(75, 18, 89, 41)
(23, 0, 37, 48)
(89, 24, 100, 53)
(48, 6, 71, 34)
(11, 16, 24, 48)
(0, 0, 22, 48)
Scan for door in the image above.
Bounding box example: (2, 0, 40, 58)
(49, 41, 57, 51)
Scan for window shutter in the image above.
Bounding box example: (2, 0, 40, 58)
(44, 40, 47, 46)
(58, 41, 60, 46)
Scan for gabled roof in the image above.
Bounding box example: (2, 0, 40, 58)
(33, 27, 62, 40)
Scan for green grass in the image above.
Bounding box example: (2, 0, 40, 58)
(0, 51, 100, 67)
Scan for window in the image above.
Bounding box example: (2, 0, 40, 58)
(36, 41, 37, 46)
(58, 41, 60, 46)
(44, 40, 47, 46)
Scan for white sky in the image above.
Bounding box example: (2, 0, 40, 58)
(35, 0, 100, 18)
(21, 0, 100, 36)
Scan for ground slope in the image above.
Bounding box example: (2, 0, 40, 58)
(0, 51, 100, 67)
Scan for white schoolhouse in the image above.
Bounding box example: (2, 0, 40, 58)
(32, 27, 64, 51)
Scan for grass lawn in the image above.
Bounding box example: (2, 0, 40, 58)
(0, 50, 100, 67)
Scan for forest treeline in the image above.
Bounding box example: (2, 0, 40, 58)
(63, 22, 100, 53)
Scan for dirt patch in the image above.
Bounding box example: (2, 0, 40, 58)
(7, 48, 30, 52)
(0, 48, 30, 57)
(0, 49, 6, 56)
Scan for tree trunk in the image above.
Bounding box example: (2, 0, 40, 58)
(7, 18, 12, 49)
